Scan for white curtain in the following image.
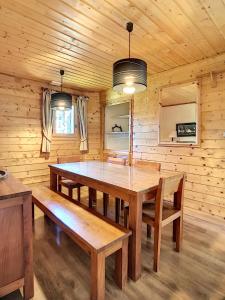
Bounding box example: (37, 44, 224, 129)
(41, 89, 53, 153)
(77, 96, 89, 151)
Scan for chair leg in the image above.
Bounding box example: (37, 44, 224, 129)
(103, 193, 109, 217)
(77, 186, 81, 202)
(58, 175, 61, 192)
(115, 198, 121, 223)
(90, 251, 105, 300)
(32, 202, 34, 220)
(153, 224, 162, 272)
(124, 208, 129, 228)
(89, 188, 97, 209)
(115, 239, 128, 289)
(173, 194, 178, 242)
(68, 187, 73, 199)
(32, 202, 35, 227)
(147, 224, 152, 239)
(175, 217, 183, 252)
(121, 200, 124, 210)
(173, 220, 176, 242)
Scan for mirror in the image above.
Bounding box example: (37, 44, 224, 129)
(159, 81, 200, 146)
(104, 102, 130, 151)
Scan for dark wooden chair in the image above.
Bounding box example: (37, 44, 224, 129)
(57, 155, 83, 201)
(133, 159, 161, 171)
(103, 157, 127, 223)
(133, 160, 161, 237)
(124, 173, 185, 272)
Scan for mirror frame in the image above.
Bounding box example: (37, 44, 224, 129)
(158, 80, 201, 147)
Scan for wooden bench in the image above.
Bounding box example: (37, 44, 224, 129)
(32, 186, 131, 300)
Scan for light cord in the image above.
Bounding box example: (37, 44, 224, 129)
(129, 31, 131, 59)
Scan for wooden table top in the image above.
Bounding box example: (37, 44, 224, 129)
(0, 172, 31, 200)
(49, 161, 178, 194)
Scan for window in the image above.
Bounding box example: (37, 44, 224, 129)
(53, 105, 76, 135)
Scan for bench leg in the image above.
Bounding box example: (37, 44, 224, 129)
(91, 251, 105, 300)
(115, 239, 128, 289)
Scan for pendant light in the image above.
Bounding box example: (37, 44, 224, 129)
(113, 22, 147, 95)
(51, 70, 72, 110)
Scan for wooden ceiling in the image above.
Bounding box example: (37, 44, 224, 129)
(1, 0, 225, 90)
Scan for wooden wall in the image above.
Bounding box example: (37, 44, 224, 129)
(105, 55, 225, 218)
(0, 74, 101, 185)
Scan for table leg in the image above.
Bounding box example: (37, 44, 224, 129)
(128, 193, 142, 281)
(50, 170, 57, 191)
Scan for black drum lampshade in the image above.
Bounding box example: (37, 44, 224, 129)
(113, 22, 147, 95)
(51, 70, 72, 110)
(113, 58, 147, 94)
(51, 92, 72, 110)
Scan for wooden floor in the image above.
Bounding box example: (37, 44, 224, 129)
(3, 188, 225, 300)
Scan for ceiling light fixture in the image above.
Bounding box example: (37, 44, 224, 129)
(113, 22, 147, 95)
(51, 70, 72, 110)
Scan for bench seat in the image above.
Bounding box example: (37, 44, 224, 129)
(32, 186, 131, 300)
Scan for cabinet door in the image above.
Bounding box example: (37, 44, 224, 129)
(0, 198, 24, 287)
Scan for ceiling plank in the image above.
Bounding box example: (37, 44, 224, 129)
(0, 0, 225, 90)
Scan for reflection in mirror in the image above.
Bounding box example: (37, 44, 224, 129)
(159, 81, 200, 146)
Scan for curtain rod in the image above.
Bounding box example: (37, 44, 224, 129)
(42, 87, 89, 99)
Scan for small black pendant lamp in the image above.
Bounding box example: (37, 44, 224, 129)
(113, 22, 147, 94)
(51, 70, 72, 110)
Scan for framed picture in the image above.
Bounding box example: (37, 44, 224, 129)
(176, 122, 196, 137)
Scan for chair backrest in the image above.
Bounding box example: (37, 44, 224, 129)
(134, 159, 161, 171)
(107, 157, 126, 166)
(57, 155, 82, 164)
(156, 174, 185, 215)
(163, 174, 185, 197)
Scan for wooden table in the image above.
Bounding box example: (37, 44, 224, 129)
(49, 161, 178, 281)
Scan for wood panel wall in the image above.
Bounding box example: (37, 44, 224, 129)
(105, 56, 225, 219)
(0, 74, 101, 185)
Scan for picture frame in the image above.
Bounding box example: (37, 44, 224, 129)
(176, 122, 196, 137)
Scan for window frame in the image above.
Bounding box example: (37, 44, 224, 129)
(52, 103, 78, 138)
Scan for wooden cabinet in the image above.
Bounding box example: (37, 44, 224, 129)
(0, 173, 33, 299)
